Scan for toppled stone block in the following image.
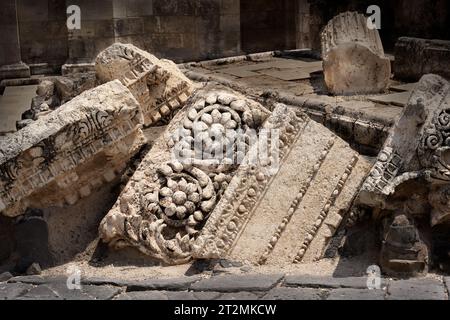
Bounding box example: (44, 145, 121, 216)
(95, 43, 194, 126)
(360, 74, 450, 209)
(99, 86, 270, 264)
(0, 80, 146, 217)
(359, 74, 450, 275)
(395, 37, 450, 81)
(321, 11, 391, 95)
(193, 105, 373, 264)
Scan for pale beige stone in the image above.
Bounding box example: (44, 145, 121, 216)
(0, 80, 145, 217)
(193, 105, 373, 264)
(99, 86, 270, 265)
(321, 11, 391, 95)
(95, 43, 194, 126)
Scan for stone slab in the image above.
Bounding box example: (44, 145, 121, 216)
(327, 288, 385, 300)
(194, 106, 373, 265)
(257, 69, 312, 81)
(368, 91, 411, 107)
(0, 85, 37, 133)
(387, 278, 446, 300)
(263, 287, 324, 300)
(0, 282, 33, 300)
(83, 276, 202, 291)
(284, 275, 387, 289)
(390, 82, 418, 92)
(190, 274, 284, 292)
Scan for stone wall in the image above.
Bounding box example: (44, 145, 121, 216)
(65, 0, 242, 64)
(17, 0, 68, 66)
(240, 0, 297, 53)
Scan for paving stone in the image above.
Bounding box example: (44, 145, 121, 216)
(390, 82, 418, 92)
(165, 291, 197, 300)
(0, 282, 33, 300)
(284, 275, 385, 289)
(114, 291, 169, 300)
(262, 287, 325, 300)
(193, 291, 223, 300)
(190, 274, 284, 292)
(387, 278, 446, 300)
(368, 91, 411, 107)
(8, 275, 47, 285)
(327, 288, 385, 300)
(257, 69, 311, 81)
(84, 275, 202, 291)
(46, 280, 122, 300)
(18, 284, 61, 300)
(220, 292, 260, 300)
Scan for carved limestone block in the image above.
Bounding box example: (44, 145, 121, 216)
(321, 11, 391, 95)
(99, 86, 270, 264)
(193, 105, 373, 264)
(0, 80, 146, 217)
(360, 74, 450, 210)
(95, 43, 194, 126)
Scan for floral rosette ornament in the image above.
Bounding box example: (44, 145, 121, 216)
(169, 91, 266, 173)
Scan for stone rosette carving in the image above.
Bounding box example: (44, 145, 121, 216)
(99, 86, 270, 264)
(95, 43, 194, 126)
(193, 105, 373, 264)
(0, 80, 145, 217)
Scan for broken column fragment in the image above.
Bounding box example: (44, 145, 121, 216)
(99, 86, 270, 265)
(359, 74, 450, 275)
(193, 105, 373, 264)
(0, 80, 146, 217)
(95, 43, 195, 126)
(321, 11, 391, 95)
(394, 37, 450, 81)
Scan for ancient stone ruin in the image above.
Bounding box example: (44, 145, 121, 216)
(321, 11, 391, 95)
(359, 74, 450, 276)
(1, 3, 450, 300)
(0, 80, 145, 217)
(96, 44, 194, 127)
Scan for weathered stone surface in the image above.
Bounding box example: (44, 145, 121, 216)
(395, 37, 450, 81)
(0, 272, 13, 283)
(99, 86, 270, 264)
(115, 291, 169, 300)
(284, 275, 386, 289)
(8, 275, 47, 285)
(18, 284, 61, 300)
(83, 275, 202, 291)
(220, 292, 260, 300)
(358, 75, 450, 275)
(263, 287, 324, 300)
(327, 288, 385, 300)
(321, 11, 391, 95)
(0, 80, 145, 217)
(190, 274, 283, 292)
(194, 105, 373, 264)
(96, 43, 194, 126)
(387, 278, 446, 300)
(360, 74, 450, 207)
(0, 282, 32, 300)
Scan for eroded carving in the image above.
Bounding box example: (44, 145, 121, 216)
(95, 43, 194, 126)
(0, 80, 145, 217)
(99, 86, 270, 264)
